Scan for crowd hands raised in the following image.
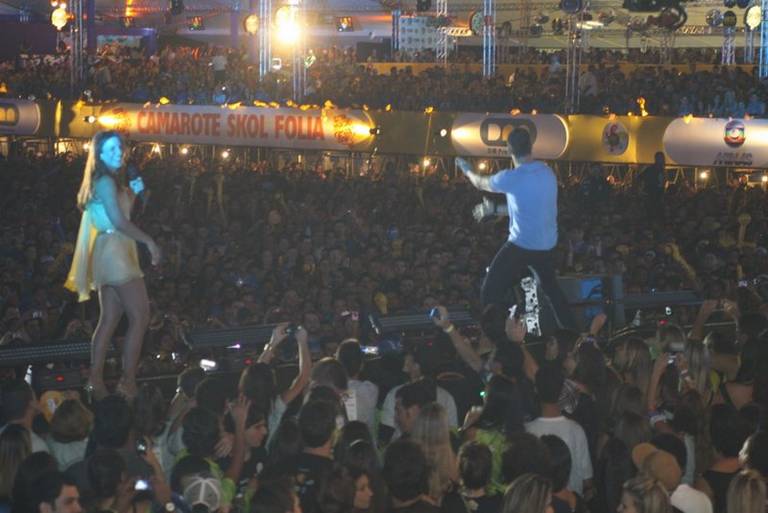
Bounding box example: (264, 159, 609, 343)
(2, 282, 768, 513)
(1, 43, 767, 117)
(2, 146, 768, 513)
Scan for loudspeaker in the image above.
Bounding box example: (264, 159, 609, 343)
(537, 274, 623, 334)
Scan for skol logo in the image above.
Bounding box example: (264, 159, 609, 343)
(0, 103, 20, 126)
(479, 117, 537, 147)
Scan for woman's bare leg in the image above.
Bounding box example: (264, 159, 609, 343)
(113, 277, 150, 397)
(90, 286, 123, 397)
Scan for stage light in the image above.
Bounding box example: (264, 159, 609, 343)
(369, 127, 381, 135)
(244, 13, 259, 34)
(745, 4, 761, 29)
(187, 15, 204, 31)
(180, 147, 189, 155)
(221, 149, 231, 159)
(84, 115, 96, 123)
(275, 5, 300, 45)
(83, 142, 90, 151)
(51, 6, 68, 30)
(151, 144, 161, 154)
(97, 114, 120, 128)
(439, 128, 448, 137)
(762, 175, 768, 183)
(478, 161, 487, 171)
(423, 157, 431, 167)
(336, 16, 353, 32)
(699, 171, 709, 180)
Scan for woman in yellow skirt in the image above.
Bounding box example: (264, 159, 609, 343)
(65, 131, 161, 400)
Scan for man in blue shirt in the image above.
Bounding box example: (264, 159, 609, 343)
(457, 127, 575, 330)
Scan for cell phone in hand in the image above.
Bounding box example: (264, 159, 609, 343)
(429, 307, 441, 320)
(135, 437, 148, 455)
(134, 479, 150, 491)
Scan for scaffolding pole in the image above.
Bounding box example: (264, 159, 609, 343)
(392, 9, 401, 55)
(70, 0, 85, 97)
(564, 19, 582, 114)
(760, 0, 768, 77)
(258, 0, 272, 79)
(482, 0, 496, 78)
(436, 0, 448, 65)
(291, 2, 306, 101)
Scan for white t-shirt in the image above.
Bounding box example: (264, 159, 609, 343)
(380, 384, 458, 439)
(47, 438, 87, 470)
(347, 379, 379, 435)
(671, 484, 713, 513)
(525, 416, 593, 494)
(0, 423, 49, 453)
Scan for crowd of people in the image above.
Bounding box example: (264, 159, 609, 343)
(1, 43, 767, 117)
(1, 138, 768, 513)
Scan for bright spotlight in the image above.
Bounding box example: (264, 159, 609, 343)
(84, 115, 96, 123)
(423, 157, 431, 167)
(762, 175, 768, 183)
(478, 161, 487, 171)
(275, 5, 300, 45)
(439, 128, 448, 137)
(83, 142, 90, 151)
(699, 171, 709, 180)
(180, 147, 189, 155)
(221, 149, 231, 159)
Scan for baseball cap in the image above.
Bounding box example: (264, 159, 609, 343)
(182, 475, 222, 513)
(631, 442, 681, 492)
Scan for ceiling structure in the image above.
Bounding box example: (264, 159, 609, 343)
(0, 0, 760, 49)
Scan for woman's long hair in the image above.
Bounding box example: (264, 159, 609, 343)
(474, 375, 525, 438)
(683, 339, 711, 397)
(614, 338, 652, 403)
(76, 130, 124, 210)
(727, 469, 767, 513)
(0, 425, 31, 498)
(621, 476, 671, 513)
(411, 402, 458, 501)
(501, 473, 552, 513)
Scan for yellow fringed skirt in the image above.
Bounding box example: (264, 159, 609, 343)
(91, 230, 144, 288)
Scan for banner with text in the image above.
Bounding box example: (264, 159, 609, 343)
(663, 117, 768, 168)
(0, 99, 41, 135)
(451, 114, 569, 159)
(83, 103, 375, 151)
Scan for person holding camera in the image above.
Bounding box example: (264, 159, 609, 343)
(240, 324, 311, 445)
(457, 127, 575, 331)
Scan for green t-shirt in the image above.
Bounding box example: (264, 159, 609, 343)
(174, 449, 236, 505)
